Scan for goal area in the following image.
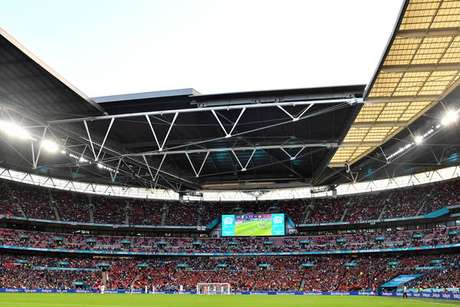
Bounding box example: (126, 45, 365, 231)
(196, 283, 231, 295)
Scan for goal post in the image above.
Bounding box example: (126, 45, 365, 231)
(196, 283, 231, 295)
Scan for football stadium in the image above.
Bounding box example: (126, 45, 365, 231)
(0, 0, 459, 306)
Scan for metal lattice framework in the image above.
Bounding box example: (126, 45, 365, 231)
(0, 92, 362, 191)
(0, 2, 459, 193)
(43, 96, 361, 188)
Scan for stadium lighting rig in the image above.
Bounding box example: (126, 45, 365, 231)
(68, 153, 89, 164)
(386, 109, 459, 161)
(0, 118, 119, 174)
(40, 139, 60, 153)
(49, 141, 118, 173)
(97, 162, 118, 173)
(0, 119, 34, 141)
(413, 135, 424, 145)
(441, 110, 458, 127)
(0, 120, 62, 154)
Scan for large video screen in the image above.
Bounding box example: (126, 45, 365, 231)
(221, 213, 285, 237)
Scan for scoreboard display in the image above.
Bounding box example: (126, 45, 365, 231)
(221, 213, 285, 237)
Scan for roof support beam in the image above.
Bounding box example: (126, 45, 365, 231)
(153, 154, 167, 189)
(145, 113, 178, 151)
(280, 146, 306, 160)
(365, 96, 438, 103)
(381, 63, 460, 73)
(160, 113, 178, 151)
(211, 108, 246, 138)
(263, 149, 305, 178)
(185, 151, 209, 177)
(352, 121, 407, 128)
(126, 143, 337, 157)
(96, 118, 115, 161)
(145, 115, 161, 151)
(83, 120, 97, 160)
(47, 97, 362, 124)
(162, 102, 349, 153)
(339, 142, 383, 147)
(397, 27, 460, 38)
(31, 126, 48, 169)
(278, 104, 313, 122)
(212, 110, 230, 138)
(109, 158, 123, 183)
(231, 149, 257, 172)
(142, 154, 172, 188)
(142, 155, 156, 185)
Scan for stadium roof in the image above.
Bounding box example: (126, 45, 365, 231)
(0, 28, 105, 120)
(0, 0, 459, 192)
(331, 0, 460, 167)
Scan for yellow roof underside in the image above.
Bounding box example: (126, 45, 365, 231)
(330, 0, 460, 168)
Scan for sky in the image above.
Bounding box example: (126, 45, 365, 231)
(0, 0, 403, 97)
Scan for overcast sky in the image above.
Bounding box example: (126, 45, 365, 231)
(1, 0, 403, 97)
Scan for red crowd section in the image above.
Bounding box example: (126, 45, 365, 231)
(0, 178, 459, 226)
(0, 254, 458, 291)
(0, 178, 458, 292)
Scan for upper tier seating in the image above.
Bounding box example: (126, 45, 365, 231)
(0, 178, 458, 226)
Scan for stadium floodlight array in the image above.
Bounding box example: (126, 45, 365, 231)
(0, 119, 64, 155)
(40, 139, 59, 153)
(413, 135, 423, 145)
(387, 109, 459, 161)
(0, 119, 33, 141)
(196, 283, 231, 295)
(0, 118, 118, 175)
(97, 162, 118, 173)
(441, 110, 459, 127)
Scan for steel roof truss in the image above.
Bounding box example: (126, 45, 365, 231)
(211, 108, 246, 138)
(185, 151, 210, 177)
(231, 149, 257, 172)
(280, 146, 307, 161)
(95, 118, 115, 161)
(145, 113, 178, 151)
(277, 104, 313, 122)
(31, 126, 48, 169)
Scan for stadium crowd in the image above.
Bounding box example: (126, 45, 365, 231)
(0, 178, 458, 293)
(0, 254, 458, 292)
(0, 226, 457, 254)
(0, 178, 459, 226)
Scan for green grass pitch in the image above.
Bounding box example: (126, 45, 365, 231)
(235, 219, 272, 236)
(1, 294, 459, 307)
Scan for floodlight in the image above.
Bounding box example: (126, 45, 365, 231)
(79, 157, 88, 163)
(441, 110, 458, 126)
(0, 120, 33, 140)
(414, 135, 423, 145)
(40, 139, 59, 153)
(97, 163, 104, 169)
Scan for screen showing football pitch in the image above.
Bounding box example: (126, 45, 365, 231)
(221, 213, 285, 237)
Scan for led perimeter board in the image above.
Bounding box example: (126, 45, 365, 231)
(221, 213, 285, 237)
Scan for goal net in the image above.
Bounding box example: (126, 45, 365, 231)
(196, 283, 231, 295)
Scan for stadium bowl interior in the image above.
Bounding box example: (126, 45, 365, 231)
(0, 0, 459, 305)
